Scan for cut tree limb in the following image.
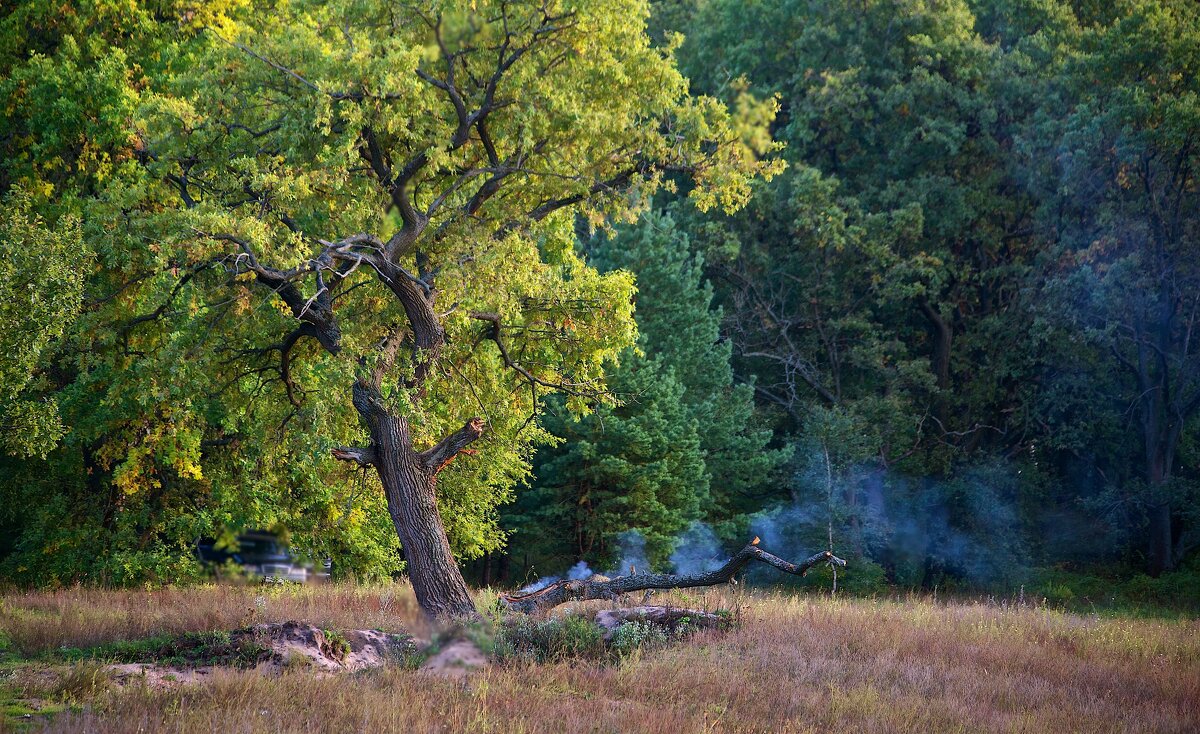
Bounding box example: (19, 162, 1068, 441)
(331, 445, 377, 467)
(499, 540, 847, 614)
(420, 417, 485, 474)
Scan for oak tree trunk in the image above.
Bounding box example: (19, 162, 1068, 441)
(1145, 447, 1175, 578)
(350, 381, 479, 619)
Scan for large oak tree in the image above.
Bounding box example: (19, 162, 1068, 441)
(129, 0, 775, 617)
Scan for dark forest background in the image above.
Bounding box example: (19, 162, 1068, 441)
(1, 0, 1197, 611)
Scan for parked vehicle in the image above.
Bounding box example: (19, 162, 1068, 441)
(197, 531, 310, 582)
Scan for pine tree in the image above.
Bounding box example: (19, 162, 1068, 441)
(590, 212, 791, 534)
(510, 212, 789, 576)
(528, 359, 708, 570)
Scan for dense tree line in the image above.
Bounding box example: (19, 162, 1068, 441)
(506, 0, 1200, 586)
(0, 0, 1196, 599)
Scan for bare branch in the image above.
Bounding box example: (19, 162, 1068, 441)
(500, 540, 846, 614)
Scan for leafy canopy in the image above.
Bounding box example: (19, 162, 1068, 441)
(33, 0, 777, 577)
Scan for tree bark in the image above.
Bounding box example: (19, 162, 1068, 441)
(498, 540, 845, 614)
(918, 296, 953, 391)
(346, 380, 480, 619)
(1145, 432, 1174, 578)
(1146, 502, 1174, 578)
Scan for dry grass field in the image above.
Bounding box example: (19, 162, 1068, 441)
(1, 583, 1197, 733)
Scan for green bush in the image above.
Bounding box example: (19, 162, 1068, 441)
(1026, 556, 1200, 616)
(609, 620, 669, 658)
(321, 629, 351, 661)
(493, 615, 606, 664)
(1037, 581, 1076, 605)
(833, 558, 890, 595)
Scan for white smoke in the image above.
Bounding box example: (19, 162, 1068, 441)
(516, 531, 653, 592)
(669, 522, 725, 575)
(567, 560, 596, 580)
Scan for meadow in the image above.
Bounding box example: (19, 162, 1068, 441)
(1, 583, 1197, 733)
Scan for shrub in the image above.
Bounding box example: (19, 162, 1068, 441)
(493, 615, 606, 664)
(832, 558, 889, 595)
(321, 629, 350, 662)
(609, 620, 669, 658)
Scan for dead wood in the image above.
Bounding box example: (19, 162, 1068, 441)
(592, 606, 725, 639)
(498, 539, 846, 614)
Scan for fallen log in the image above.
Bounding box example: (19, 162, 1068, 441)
(592, 606, 725, 639)
(499, 539, 846, 614)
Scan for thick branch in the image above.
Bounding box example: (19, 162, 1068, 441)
(524, 168, 637, 224)
(258, 275, 342, 355)
(361, 126, 424, 237)
(419, 417, 486, 474)
(117, 265, 203, 337)
(374, 262, 444, 389)
(204, 231, 393, 356)
(499, 541, 846, 614)
(331, 445, 377, 467)
(278, 323, 319, 407)
(917, 296, 952, 390)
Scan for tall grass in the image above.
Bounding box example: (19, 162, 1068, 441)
(2, 586, 1197, 732)
(0, 583, 427, 656)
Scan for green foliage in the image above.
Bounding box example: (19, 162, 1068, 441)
(493, 614, 607, 664)
(522, 359, 709, 569)
(0, 0, 772, 587)
(667, 0, 1041, 474)
(0, 190, 86, 458)
(607, 619, 669, 657)
(510, 211, 789, 574)
(0, 0, 1197, 598)
(831, 558, 890, 596)
(1026, 551, 1200, 616)
(589, 213, 792, 530)
(321, 629, 351, 662)
(1016, 0, 1200, 572)
(628, 0, 1200, 587)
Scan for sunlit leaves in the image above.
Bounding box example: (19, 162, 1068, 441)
(117, 0, 772, 565)
(0, 190, 86, 457)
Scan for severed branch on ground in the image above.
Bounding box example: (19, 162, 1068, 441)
(498, 538, 847, 614)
